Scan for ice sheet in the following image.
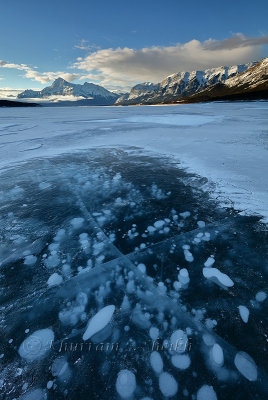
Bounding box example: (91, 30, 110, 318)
(0, 106, 267, 400)
(0, 102, 267, 222)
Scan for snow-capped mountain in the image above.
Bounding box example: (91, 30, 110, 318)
(185, 58, 268, 102)
(116, 62, 257, 105)
(127, 82, 159, 100)
(18, 78, 119, 105)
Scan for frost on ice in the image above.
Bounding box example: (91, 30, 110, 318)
(83, 305, 115, 341)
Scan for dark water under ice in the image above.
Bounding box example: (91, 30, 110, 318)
(0, 148, 267, 400)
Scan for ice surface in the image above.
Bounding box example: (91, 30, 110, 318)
(83, 305, 115, 340)
(116, 369, 136, 399)
(0, 108, 267, 400)
(0, 103, 267, 222)
(18, 329, 54, 361)
(19, 388, 46, 400)
(158, 372, 178, 397)
(124, 114, 221, 126)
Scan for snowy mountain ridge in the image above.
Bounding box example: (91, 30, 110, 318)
(116, 62, 257, 105)
(185, 58, 268, 102)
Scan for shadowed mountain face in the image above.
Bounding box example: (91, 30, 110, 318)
(116, 59, 268, 105)
(17, 78, 119, 105)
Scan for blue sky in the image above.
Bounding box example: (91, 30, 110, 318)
(0, 0, 268, 96)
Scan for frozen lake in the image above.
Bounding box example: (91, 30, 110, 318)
(0, 103, 267, 400)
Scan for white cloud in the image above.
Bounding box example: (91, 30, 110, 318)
(73, 34, 268, 90)
(0, 60, 79, 84)
(74, 39, 100, 52)
(24, 70, 79, 84)
(0, 87, 26, 99)
(19, 95, 87, 103)
(0, 61, 31, 71)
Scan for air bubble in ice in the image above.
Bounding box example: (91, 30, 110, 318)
(150, 351, 163, 374)
(116, 369, 136, 399)
(18, 329, 54, 361)
(197, 385, 217, 400)
(83, 305, 115, 341)
(159, 372, 178, 397)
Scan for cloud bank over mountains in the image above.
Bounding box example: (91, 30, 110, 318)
(1, 34, 268, 93)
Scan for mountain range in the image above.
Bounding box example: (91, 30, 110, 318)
(183, 58, 268, 103)
(15, 58, 268, 106)
(18, 78, 119, 105)
(116, 60, 268, 105)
